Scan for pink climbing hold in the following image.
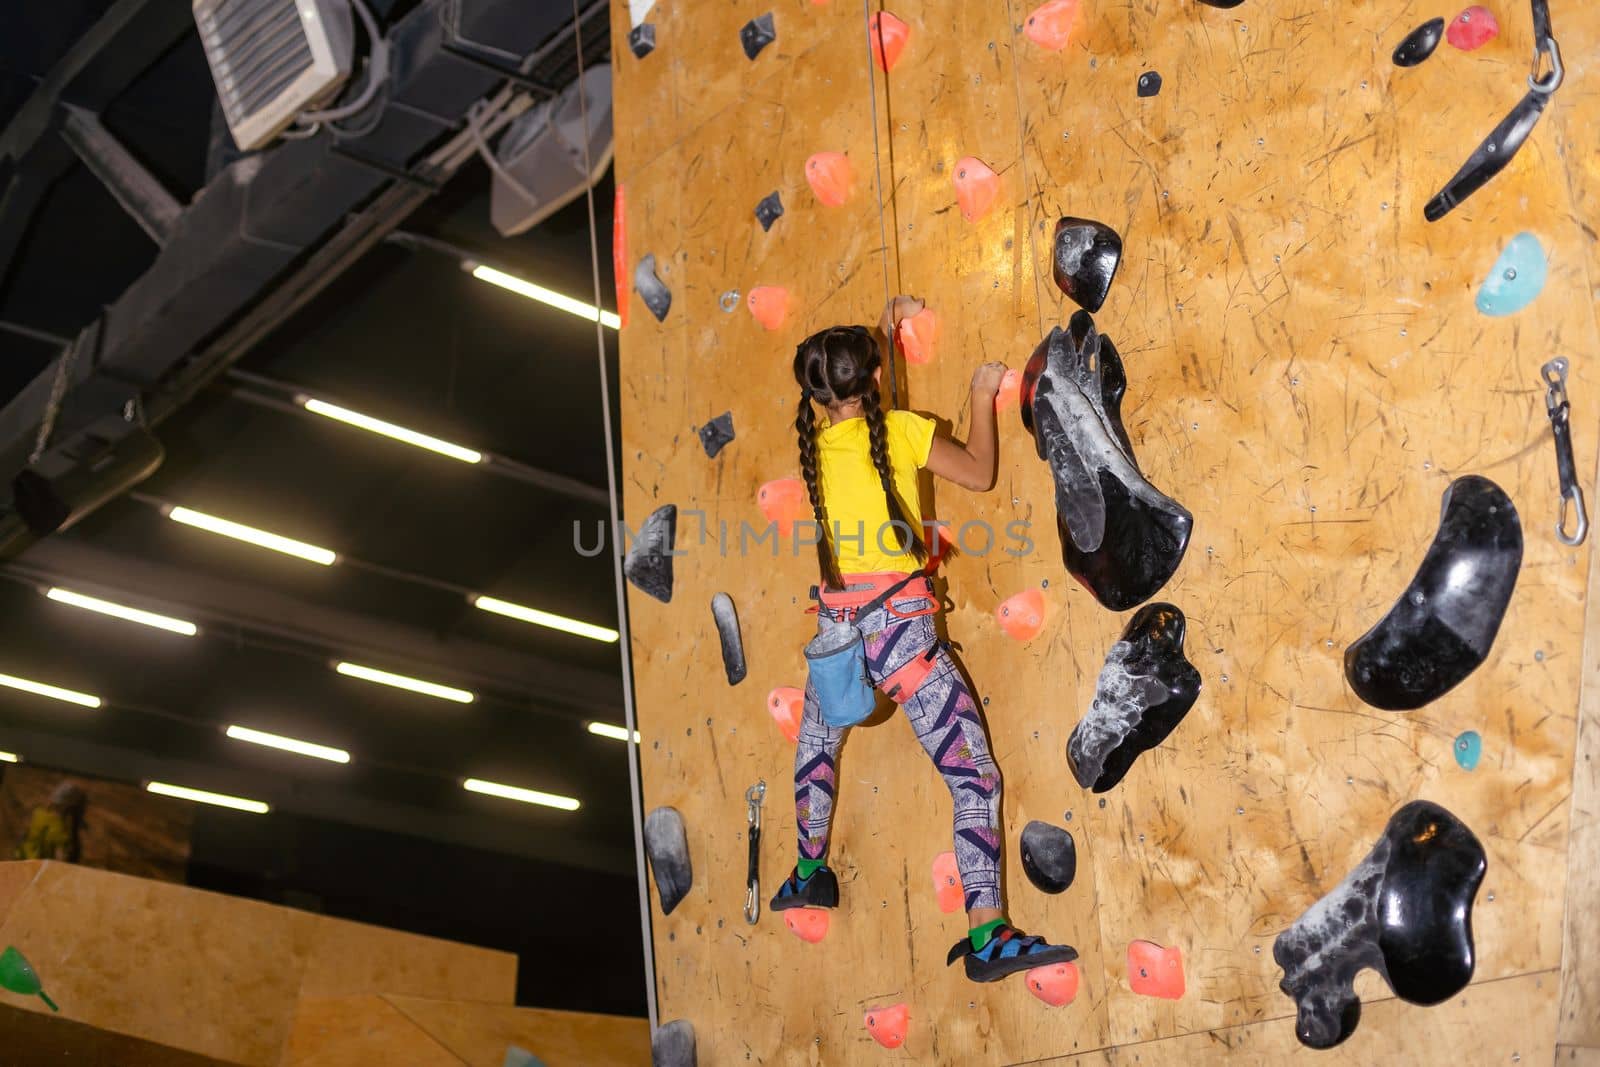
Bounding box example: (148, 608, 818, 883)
(1127, 940, 1185, 999)
(995, 368, 1022, 411)
(768, 686, 804, 743)
(953, 156, 1001, 223)
(1023, 0, 1080, 51)
(805, 151, 854, 207)
(747, 285, 790, 331)
(1026, 961, 1081, 1007)
(784, 907, 831, 943)
(863, 1003, 909, 1049)
(997, 588, 1047, 642)
(1447, 5, 1499, 50)
(868, 12, 911, 72)
(896, 306, 939, 365)
(757, 477, 810, 533)
(930, 851, 963, 913)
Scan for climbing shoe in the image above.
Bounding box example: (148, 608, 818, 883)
(946, 925, 1078, 983)
(769, 865, 840, 911)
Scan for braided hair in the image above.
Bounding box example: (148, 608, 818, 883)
(793, 325, 928, 591)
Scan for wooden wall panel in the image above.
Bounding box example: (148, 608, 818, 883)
(613, 0, 1599, 1062)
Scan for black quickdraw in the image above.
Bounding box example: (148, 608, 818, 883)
(1425, 0, 1562, 222)
(743, 780, 765, 925)
(1542, 357, 1588, 547)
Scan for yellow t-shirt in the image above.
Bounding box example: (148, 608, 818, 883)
(817, 409, 937, 575)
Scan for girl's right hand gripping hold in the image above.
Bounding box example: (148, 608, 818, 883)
(923, 359, 1009, 493)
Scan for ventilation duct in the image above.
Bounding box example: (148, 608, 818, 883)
(489, 63, 613, 237)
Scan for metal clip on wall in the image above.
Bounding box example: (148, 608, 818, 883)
(744, 780, 765, 925)
(1542, 357, 1587, 546)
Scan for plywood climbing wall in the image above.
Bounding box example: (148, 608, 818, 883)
(610, 1, 1600, 1062)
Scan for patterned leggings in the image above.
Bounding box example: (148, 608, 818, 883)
(794, 583, 1003, 912)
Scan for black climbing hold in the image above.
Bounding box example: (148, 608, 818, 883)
(1425, 88, 1550, 222)
(1273, 800, 1486, 1049)
(1051, 217, 1123, 314)
(711, 592, 747, 686)
(624, 504, 677, 604)
(1019, 820, 1077, 894)
(698, 411, 735, 458)
(652, 1019, 698, 1067)
(740, 13, 776, 60)
(1137, 71, 1162, 98)
(1393, 18, 1446, 67)
(644, 807, 693, 915)
(629, 23, 657, 59)
(1195, 0, 1245, 6)
(754, 190, 784, 231)
(1068, 603, 1201, 792)
(1344, 475, 1521, 711)
(1021, 313, 1192, 611)
(635, 253, 671, 322)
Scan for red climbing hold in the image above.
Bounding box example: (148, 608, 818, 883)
(1024, 0, 1080, 51)
(1026, 961, 1080, 1007)
(805, 152, 854, 207)
(930, 851, 963, 913)
(1447, 5, 1499, 50)
(995, 368, 1022, 411)
(997, 588, 1047, 642)
(953, 157, 1000, 223)
(896, 306, 939, 365)
(863, 1003, 909, 1049)
(768, 686, 804, 743)
(758, 477, 810, 534)
(1127, 940, 1185, 999)
(868, 12, 911, 72)
(784, 907, 831, 943)
(612, 185, 629, 330)
(747, 286, 790, 331)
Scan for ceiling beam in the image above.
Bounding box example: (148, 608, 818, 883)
(59, 104, 181, 245)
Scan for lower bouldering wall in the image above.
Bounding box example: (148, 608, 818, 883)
(610, 0, 1600, 1062)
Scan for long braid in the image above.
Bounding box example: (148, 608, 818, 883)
(797, 393, 844, 591)
(862, 388, 928, 564)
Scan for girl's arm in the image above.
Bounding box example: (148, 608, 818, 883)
(925, 362, 1007, 491)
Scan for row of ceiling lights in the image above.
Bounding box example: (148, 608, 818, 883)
(0, 264, 634, 816)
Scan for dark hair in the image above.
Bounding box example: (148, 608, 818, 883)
(793, 325, 927, 590)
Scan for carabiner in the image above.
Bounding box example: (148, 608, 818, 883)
(744, 779, 766, 925)
(1530, 35, 1563, 94)
(1543, 357, 1588, 547)
(1559, 485, 1588, 547)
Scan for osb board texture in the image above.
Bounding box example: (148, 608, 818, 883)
(0, 1001, 239, 1067)
(0, 862, 515, 1066)
(0, 763, 193, 883)
(612, 1, 1598, 1063)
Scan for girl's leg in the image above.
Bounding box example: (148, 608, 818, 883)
(794, 681, 847, 865)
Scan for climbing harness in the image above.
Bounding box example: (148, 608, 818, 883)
(744, 779, 765, 925)
(1426, 0, 1561, 221)
(1542, 357, 1587, 546)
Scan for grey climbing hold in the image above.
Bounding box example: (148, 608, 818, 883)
(629, 24, 657, 59)
(635, 254, 671, 322)
(624, 504, 677, 604)
(645, 807, 693, 915)
(652, 1019, 697, 1067)
(1051, 217, 1123, 314)
(1137, 71, 1162, 97)
(711, 592, 747, 685)
(698, 411, 735, 458)
(755, 190, 784, 231)
(1020, 820, 1077, 894)
(740, 13, 776, 60)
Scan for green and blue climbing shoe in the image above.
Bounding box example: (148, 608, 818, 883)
(769, 864, 839, 911)
(945, 924, 1077, 983)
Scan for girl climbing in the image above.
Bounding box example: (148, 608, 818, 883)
(769, 296, 1077, 983)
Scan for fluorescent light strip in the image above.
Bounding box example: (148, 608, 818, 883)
(470, 265, 622, 329)
(226, 724, 350, 764)
(0, 752, 18, 764)
(0, 672, 101, 708)
(301, 398, 483, 464)
(335, 661, 474, 704)
(463, 777, 580, 811)
(46, 587, 198, 636)
(588, 721, 640, 743)
(472, 595, 619, 643)
(168, 506, 337, 566)
(147, 782, 270, 814)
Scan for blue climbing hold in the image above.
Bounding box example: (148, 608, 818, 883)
(1475, 233, 1547, 317)
(1453, 730, 1482, 771)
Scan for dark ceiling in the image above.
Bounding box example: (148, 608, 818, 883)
(0, 0, 640, 1007)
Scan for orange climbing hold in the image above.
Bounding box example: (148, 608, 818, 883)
(805, 152, 854, 207)
(758, 477, 810, 533)
(612, 185, 628, 329)
(863, 1003, 908, 1049)
(997, 588, 1047, 642)
(1024, 0, 1080, 51)
(868, 12, 911, 72)
(952, 157, 1000, 223)
(1127, 940, 1185, 999)
(994, 368, 1022, 410)
(784, 907, 831, 943)
(930, 851, 963, 913)
(896, 306, 939, 365)
(768, 686, 804, 743)
(1026, 961, 1080, 1007)
(747, 286, 790, 331)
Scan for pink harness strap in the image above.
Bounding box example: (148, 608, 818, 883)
(882, 646, 939, 704)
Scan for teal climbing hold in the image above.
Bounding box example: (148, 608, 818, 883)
(1453, 730, 1482, 771)
(1475, 233, 1547, 317)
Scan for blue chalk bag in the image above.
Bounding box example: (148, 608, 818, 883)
(804, 574, 921, 728)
